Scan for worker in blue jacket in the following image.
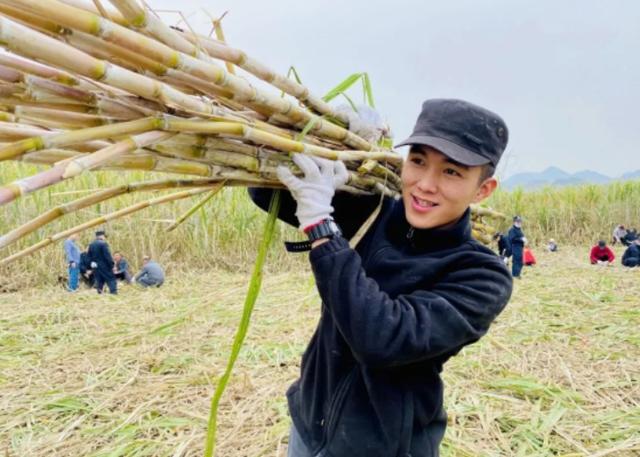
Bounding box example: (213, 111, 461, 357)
(63, 233, 81, 291)
(507, 216, 526, 278)
(251, 99, 513, 457)
(87, 230, 117, 294)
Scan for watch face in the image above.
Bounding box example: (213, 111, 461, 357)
(308, 219, 341, 242)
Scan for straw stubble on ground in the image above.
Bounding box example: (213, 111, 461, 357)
(1, 247, 639, 456)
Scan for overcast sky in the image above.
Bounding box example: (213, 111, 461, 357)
(148, 0, 639, 179)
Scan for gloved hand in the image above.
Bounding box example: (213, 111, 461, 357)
(276, 154, 349, 231)
(335, 104, 391, 144)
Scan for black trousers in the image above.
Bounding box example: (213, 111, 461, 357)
(512, 247, 523, 277)
(95, 270, 117, 294)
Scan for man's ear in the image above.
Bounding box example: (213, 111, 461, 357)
(473, 177, 498, 203)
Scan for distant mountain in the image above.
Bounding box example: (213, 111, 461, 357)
(621, 170, 640, 181)
(572, 170, 611, 185)
(502, 168, 640, 190)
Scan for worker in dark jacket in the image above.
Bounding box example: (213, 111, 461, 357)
(251, 99, 513, 457)
(493, 231, 510, 263)
(622, 239, 640, 267)
(87, 230, 117, 294)
(507, 216, 526, 278)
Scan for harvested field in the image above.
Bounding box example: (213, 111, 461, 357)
(1, 246, 639, 456)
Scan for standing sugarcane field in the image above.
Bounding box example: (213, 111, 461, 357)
(0, 1, 639, 456)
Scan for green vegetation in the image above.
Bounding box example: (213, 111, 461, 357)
(487, 180, 640, 243)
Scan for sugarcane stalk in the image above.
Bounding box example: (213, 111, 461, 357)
(14, 106, 120, 129)
(0, 187, 211, 266)
(166, 181, 225, 232)
(210, 12, 235, 75)
(0, 50, 78, 85)
(0, 116, 160, 161)
(0, 130, 172, 205)
(0, 177, 232, 249)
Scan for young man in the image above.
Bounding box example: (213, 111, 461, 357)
(87, 230, 117, 294)
(113, 252, 133, 284)
(63, 233, 81, 291)
(590, 240, 615, 265)
(251, 99, 512, 457)
(507, 216, 526, 278)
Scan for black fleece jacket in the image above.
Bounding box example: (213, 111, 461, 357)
(249, 189, 512, 457)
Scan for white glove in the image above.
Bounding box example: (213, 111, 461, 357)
(276, 154, 349, 231)
(90, 261, 97, 268)
(521, 237, 528, 245)
(335, 104, 390, 143)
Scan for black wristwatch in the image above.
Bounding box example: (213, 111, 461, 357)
(284, 219, 342, 253)
(304, 218, 342, 243)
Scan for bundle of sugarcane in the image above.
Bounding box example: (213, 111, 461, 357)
(0, 0, 406, 261)
(0, 0, 506, 261)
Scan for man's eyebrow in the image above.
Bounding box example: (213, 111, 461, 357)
(408, 148, 425, 156)
(445, 157, 469, 169)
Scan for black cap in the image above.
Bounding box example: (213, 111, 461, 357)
(95, 230, 106, 237)
(395, 99, 508, 167)
(513, 215, 523, 222)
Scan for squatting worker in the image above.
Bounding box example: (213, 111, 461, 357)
(250, 99, 513, 457)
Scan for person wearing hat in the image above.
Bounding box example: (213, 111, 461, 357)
(547, 239, 558, 252)
(250, 99, 512, 457)
(590, 240, 615, 265)
(507, 216, 527, 278)
(87, 230, 117, 294)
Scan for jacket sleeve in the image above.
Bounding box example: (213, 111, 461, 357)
(309, 237, 513, 367)
(248, 188, 381, 240)
(607, 247, 615, 261)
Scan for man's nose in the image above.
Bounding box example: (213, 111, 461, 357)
(416, 169, 438, 194)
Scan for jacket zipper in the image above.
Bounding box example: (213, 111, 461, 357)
(406, 227, 415, 239)
(318, 369, 356, 451)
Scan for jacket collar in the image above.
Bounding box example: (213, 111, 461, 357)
(386, 199, 472, 253)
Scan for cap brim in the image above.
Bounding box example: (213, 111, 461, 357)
(395, 135, 491, 166)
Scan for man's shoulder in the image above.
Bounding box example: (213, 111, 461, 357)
(454, 239, 510, 274)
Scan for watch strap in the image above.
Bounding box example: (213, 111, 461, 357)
(284, 219, 342, 253)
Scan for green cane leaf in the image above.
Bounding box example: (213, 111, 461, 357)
(203, 191, 281, 457)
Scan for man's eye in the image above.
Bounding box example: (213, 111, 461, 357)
(409, 157, 424, 166)
(444, 168, 462, 177)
